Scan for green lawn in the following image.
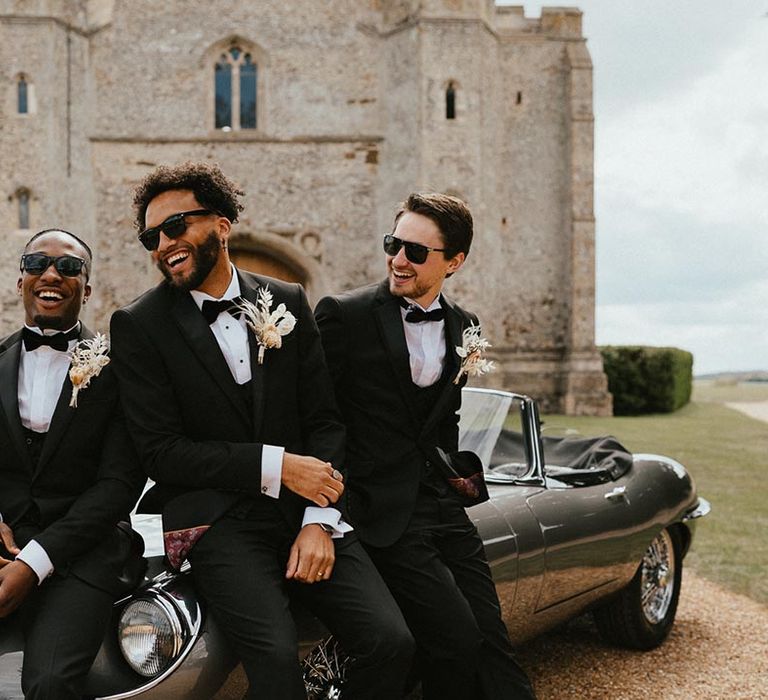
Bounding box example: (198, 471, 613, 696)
(540, 388, 768, 605)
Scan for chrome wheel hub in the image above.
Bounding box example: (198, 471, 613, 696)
(640, 529, 675, 625)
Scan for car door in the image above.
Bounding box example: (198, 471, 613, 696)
(526, 474, 639, 612)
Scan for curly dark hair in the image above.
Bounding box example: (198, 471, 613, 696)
(132, 161, 245, 231)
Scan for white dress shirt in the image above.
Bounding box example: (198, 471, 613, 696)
(18, 326, 78, 432)
(190, 266, 349, 537)
(400, 295, 447, 387)
(13, 323, 80, 584)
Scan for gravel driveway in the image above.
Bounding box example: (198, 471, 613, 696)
(516, 572, 768, 699)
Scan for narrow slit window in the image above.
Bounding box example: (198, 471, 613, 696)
(239, 54, 257, 129)
(215, 57, 233, 129)
(18, 190, 30, 229)
(18, 76, 28, 114)
(446, 82, 456, 120)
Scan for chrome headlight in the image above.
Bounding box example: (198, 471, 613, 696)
(118, 596, 184, 677)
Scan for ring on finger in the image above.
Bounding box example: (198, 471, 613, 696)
(331, 469, 343, 481)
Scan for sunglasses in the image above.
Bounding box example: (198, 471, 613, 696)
(138, 209, 217, 251)
(383, 234, 446, 265)
(20, 253, 87, 277)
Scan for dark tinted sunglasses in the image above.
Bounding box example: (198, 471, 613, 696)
(383, 234, 446, 265)
(20, 253, 86, 277)
(138, 209, 216, 251)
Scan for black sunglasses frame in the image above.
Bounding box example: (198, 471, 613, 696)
(138, 209, 216, 251)
(383, 234, 446, 265)
(20, 253, 87, 278)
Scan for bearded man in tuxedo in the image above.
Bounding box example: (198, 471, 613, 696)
(109, 162, 412, 700)
(315, 193, 536, 700)
(0, 229, 145, 700)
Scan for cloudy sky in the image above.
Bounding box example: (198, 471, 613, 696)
(516, 1, 768, 374)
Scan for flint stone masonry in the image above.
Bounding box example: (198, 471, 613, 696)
(0, 0, 611, 415)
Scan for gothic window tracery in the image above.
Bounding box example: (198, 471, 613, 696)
(215, 46, 257, 130)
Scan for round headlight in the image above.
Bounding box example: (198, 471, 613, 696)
(118, 596, 184, 677)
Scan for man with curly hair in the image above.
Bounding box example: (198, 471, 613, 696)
(110, 162, 413, 700)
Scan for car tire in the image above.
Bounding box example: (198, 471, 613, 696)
(593, 526, 683, 650)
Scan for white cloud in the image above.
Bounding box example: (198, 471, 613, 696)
(598, 279, 768, 374)
(598, 21, 768, 227)
(515, 2, 768, 373)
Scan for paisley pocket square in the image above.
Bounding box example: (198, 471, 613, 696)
(163, 525, 210, 571)
(433, 447, 490, 507)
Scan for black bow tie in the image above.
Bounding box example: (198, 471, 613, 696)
(201, 297, 243, 325)
(22, 326, 79, 353)
(400, 299, 445, 324)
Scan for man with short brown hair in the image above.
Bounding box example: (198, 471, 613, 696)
(316, 193, 536, 699)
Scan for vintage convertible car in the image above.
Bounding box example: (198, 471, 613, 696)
(0, 389, 710, 699)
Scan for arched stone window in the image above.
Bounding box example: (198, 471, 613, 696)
(18, 75, 29, 114)
(17, 188, 31, 229)
(215, 46, 258, 130)
(446, 81, 457, 120)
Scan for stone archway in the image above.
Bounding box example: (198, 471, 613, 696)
(228, 232, 329, 303)
(230, 248, 304, 285)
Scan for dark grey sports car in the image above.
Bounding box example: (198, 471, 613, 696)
(0, 389, 709, 699)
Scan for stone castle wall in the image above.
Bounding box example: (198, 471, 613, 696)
(0, 0, 611, 414)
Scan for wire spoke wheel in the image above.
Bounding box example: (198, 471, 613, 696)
(640, 529, 675, 625)
(593, 526, 683, 650)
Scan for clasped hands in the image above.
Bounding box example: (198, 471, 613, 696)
(0, 522, 37, 618)
(281, 454, 344, 585)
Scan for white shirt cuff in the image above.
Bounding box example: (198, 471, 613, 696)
(260, 444, 283, 498)
(17, 540, 54, 585)
(301, 507, 354, 539)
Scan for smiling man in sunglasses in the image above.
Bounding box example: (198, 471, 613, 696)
(315, 193, 536, 700)
(109, 162, 412, 700)
(0, 229, 145, 699)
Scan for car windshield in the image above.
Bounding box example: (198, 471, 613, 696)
(459, 389, 516, 470)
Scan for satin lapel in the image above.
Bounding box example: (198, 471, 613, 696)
(36, 325, 95, 473)
(0, 333, 32, 471)
(419, 299, 464, 439)
(239, 272, 266, 440)
(373, 283, 419, 426)
(172, 290, 251, 427)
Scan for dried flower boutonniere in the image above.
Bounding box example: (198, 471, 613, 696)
(68, 332, 110, 407)
(454, 325, 495, 385)
(235, 286, 297, 364)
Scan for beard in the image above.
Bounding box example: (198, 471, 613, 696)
(158, 230, 221, 292)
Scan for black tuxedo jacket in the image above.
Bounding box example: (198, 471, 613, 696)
(315, 280, 478, 547)
(0, 326, 145, 595)
(109, 270, 345, 538)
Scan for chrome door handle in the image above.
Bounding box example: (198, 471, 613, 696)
(605, 486, 629, 504)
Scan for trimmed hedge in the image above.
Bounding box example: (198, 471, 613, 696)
(600, 346, 693, 415)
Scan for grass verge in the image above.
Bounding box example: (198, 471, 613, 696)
(541, 398, 768, 606)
